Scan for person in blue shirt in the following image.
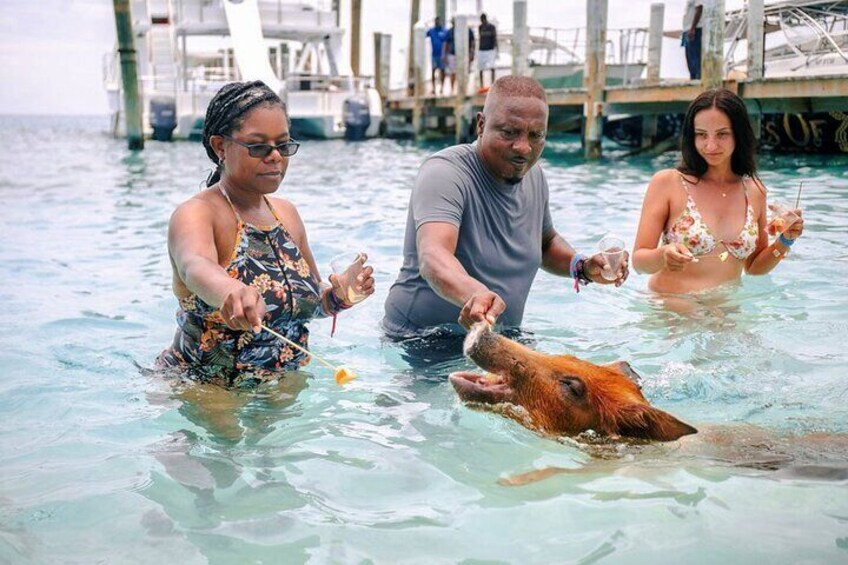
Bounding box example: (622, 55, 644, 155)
(426, 17, 447, 95)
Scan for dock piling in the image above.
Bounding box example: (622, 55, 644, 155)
(702, 0, 726, 89)
(351, 0, 362, 76)
(412, 23, 427, 138)
(408, 0, 421, 96)
(747, 0, 765, 140)
(583, 0, 608, 159)
(112, 0, 144, 150)
(747, 0, 765, 79)
(512, 0, 529, 77)
(642, 2, 665, 148)
(454, 14, 471, 143)
(374, 33, 392, 102)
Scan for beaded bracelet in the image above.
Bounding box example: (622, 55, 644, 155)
(325, 288, 352, 337)
(570, 253, 592, 293)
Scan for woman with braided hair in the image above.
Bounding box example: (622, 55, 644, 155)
(157, 81, 375, 387)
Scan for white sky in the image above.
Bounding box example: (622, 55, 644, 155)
(0, 0, 746, 115)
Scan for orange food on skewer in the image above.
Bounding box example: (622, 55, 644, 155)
(334, 367, 357, 385)
(261, 324, 357, 386)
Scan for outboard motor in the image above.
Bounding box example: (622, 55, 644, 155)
(149, 96, 177, 141)
(343, 96, 371, 141)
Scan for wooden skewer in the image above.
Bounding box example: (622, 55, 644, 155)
(260, 324, 337, 370)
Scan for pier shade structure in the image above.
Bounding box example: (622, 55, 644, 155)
(384, 0, 848, 155)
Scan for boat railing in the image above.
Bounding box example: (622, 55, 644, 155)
(725, 0, 848, 75)
(171, 0, 336, 30)
(285, 74, 373, 93)
(525, 26, 649, 67)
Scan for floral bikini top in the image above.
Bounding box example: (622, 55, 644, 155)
(662, 174, 759, 261)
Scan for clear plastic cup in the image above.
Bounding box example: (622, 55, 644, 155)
(767, 202, 800, 235)
(329, 252, 368, 305)
(597, 235, 626, 281)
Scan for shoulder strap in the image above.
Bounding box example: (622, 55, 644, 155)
(217, 186, 243, 224)
(262, 196, 288, 232)
(676, 172, 694, 196)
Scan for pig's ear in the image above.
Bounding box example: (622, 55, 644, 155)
(616, 404, 698, 442)
(603, 361, 642, 388)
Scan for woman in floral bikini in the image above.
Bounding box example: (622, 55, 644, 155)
(158, 81, 374, 387)
(632, 89, 804, 295)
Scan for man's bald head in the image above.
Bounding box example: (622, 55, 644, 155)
(482, 76, 547, 118)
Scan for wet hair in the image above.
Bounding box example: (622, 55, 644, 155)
(201, 80, 286, 186)
(678, 88, 757, 179)
(483, 76, 547, 117)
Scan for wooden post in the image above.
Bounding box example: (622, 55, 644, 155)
(436, 0, 446, 23)
(642, 2, 664, 148)
(747, 0, 764, 80)
(512, 0, 529, 77)
(646, 3, 664, 84)
(454, 14, 470, 143)
(583, 0, 607, 159)
(747, 0, 764, 141)
(413, 24, 427, 138)
(701, 0, 725, 90)
(408, 0, 421, 95)
(351, 0, 362, 76)
(112, 0, 144, 149)
(373, 33, 392, 102)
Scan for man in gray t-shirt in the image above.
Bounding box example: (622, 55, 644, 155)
(382, 76, 629, 339)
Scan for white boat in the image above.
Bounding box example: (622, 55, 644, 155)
(520, 26, 649, 89)
(104, 0, 383, 140)
(724, 0, 848, 78)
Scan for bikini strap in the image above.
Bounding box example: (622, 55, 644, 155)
(740, 175, 752, 204)
(217, 185, 244, 224)
(676, 172, 693, 195)
(262, 195, 284, 227)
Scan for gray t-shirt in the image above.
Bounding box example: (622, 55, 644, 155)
(382, 142, 553, 338)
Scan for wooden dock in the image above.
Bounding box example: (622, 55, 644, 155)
(378, 0, 848, 157)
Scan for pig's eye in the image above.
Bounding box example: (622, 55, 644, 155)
(559, 376, 586, 398)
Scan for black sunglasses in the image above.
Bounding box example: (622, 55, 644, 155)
(222, 135, 300, 158)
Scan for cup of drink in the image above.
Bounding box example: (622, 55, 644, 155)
(597, 235, 626, 281)
(329, 252, 368, 305)
(767, 202, 800, 235)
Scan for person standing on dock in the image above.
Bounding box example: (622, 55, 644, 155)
(442, 17, 475, 95)
(382, 76, 629, 340)
(477, 13, 498, 90)
(427, 17, 447, 96)
(682, 0, 703, 80)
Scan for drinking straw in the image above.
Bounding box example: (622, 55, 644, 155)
(794, 181, 804, 209)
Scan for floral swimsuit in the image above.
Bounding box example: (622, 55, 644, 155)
(158, 189, 329, 387)
(662, 174, 759, 261)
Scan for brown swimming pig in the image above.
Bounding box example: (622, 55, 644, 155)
(449, 323, 697, 442)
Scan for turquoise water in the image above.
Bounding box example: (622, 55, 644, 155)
(1, 115, 847, 563)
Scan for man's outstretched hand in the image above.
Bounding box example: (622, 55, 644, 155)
(458, 290, 505, 328)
